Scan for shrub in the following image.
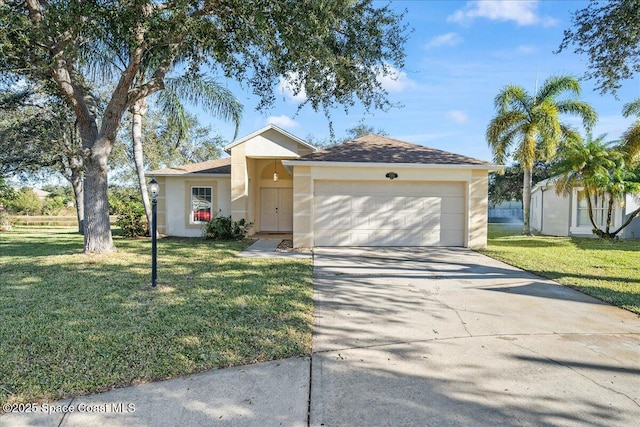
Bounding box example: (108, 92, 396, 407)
(108, 186, 140, 215)
(203, 215, 252, 240)
(0, 210, 12, 229)
(5, 187, 42, 215)
(114, 200, 148, 237)
(42, 196, 66, 216)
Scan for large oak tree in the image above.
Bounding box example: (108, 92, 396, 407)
(0, 0, 407, 253)
(559, 0, 640, 94)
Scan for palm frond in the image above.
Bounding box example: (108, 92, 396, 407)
(622, 98, 640, 118)
(486, 111, 526, 164)
(620, 121, 640, 163)
(157, 89, 189, 145)
(536, 75, 581, 101)
(515, 129, 537, 169)
(494, 85, 530, 114)
(555, 100, 598, 131)
(162, 75, 243, 138)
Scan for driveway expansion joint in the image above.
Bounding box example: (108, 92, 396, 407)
(312, 332, 640, 356)
(510, 340, 640, 409)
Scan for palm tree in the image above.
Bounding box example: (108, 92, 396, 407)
(130, 72, 242, 229)
(486, 75, 597, 234)
(621, 98, 640, 162)
(553, 133, 640, 238)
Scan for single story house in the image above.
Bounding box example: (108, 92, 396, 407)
(147, 124, 500, 248)
(530, 178, 640, 238)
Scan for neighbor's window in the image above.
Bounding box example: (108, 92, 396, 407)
(191, 186, 213, 223)
(576, 191, 608, 228)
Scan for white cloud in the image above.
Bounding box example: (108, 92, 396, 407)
(446, 110, 468, 124)
(266, 115, 299, 129)
(447, 1, 556, 27)
(376, 65, 415, 93)
(424, 32, 463, 50)
(277, 73, 307, 102)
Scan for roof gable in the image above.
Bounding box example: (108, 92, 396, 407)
(296, 134, 492, 166)
(224, 124, 316, 156)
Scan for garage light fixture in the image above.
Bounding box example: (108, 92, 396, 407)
(386, 172, 398, 180)
(273, 160, 279, 182)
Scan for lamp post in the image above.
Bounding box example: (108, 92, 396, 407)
(149, 177, 159, 287)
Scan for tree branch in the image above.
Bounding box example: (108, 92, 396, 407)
(25, 0, 43, 25)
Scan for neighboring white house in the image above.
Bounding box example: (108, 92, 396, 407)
(531, 178, 640, 238)
(147, 124, 500, 248)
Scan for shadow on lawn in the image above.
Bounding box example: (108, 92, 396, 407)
(0, 232, 312, 406)
(570, 236, 640, 252)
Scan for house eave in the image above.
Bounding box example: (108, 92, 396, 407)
(282, 160, 502, 171)
(145, 173, 231, 178)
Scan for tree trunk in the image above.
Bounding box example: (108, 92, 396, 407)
(522, 166, 533, 235)
(82, 130, 116, 254)
(585, 190, 608, 238)
(131, 99, 153, 231)
(612, 205, 640, 237)
(71, 170, 84, 235)
(605, 196, 615, 235)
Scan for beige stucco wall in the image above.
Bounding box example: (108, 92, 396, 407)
(289, 164, 492, 249)
(155, 177, 167, 235)
(230, 143, 248, 228)
(468, 169, 488, 249)
(161, 176, 231, 237)
(229, 129, 314, 235)
(245, 128, 307, 158)
(293, 166, 313, 247)
(251, 159, 293, 232)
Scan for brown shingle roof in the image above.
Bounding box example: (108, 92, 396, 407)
(148, 157, 231, 175)
(297, 134, 491, 165)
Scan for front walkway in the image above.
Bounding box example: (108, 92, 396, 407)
(237, 238, 312, 259)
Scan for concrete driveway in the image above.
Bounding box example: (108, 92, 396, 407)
(311, 247, 640, 427)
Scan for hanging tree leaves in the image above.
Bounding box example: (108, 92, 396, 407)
(558, 0, 640, 94)
(0, 0, 408, 253)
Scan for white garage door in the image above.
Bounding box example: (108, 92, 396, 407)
(314, 181, 466, 246)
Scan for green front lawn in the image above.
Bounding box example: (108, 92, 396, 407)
(0, 227, 313, 406)
(480, 224, 640, 314)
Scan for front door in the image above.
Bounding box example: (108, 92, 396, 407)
(260, 188, 293, 232)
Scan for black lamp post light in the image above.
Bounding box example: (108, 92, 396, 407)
(149, 177, 159, 288)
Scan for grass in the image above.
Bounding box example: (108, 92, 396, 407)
(479, 223, 640, 315)
(0, 227, 313, 407)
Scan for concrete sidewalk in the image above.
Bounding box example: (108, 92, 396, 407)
(2, 358, 310, 427)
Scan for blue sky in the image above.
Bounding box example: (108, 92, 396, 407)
(199, 0, 640, 164)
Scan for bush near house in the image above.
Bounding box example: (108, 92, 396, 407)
(114, 200, 148, 237)
(203, 216, 252, 240)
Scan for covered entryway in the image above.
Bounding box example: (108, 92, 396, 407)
(313, 180, 465, 246)
(260, 188, 293, 232)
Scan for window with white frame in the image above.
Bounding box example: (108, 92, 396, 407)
(576, 190, 609, 228)
(190, 186, 213, 223)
